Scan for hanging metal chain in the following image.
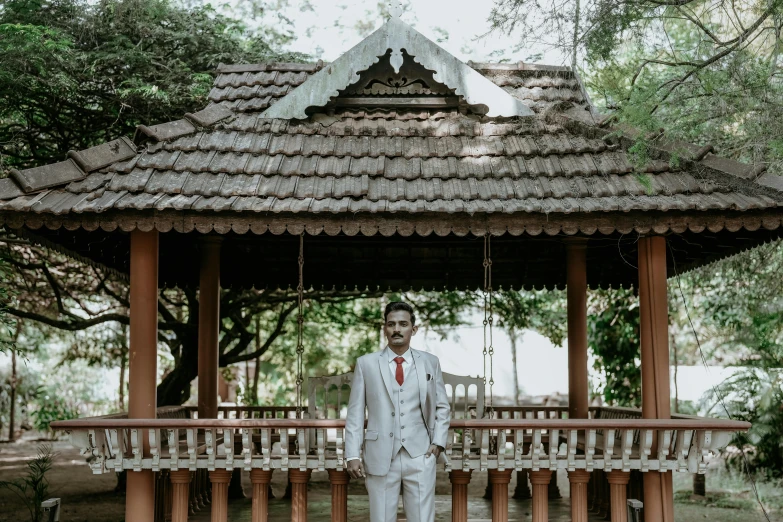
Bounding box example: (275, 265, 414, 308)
(295, 233, 305, 419)
(482, 234, 495, 417)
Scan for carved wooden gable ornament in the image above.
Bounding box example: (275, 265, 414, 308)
(262, 12, 535, 119)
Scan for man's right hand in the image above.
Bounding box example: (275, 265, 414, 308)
(347, 459, 365, 479)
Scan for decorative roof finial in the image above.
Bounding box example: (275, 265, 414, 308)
(389, 0, 403, 19)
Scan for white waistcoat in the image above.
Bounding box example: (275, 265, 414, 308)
(391, 358, 430, 458)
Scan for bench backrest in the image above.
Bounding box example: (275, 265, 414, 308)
(307, 370, 485, 420)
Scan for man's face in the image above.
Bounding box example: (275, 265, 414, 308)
(384, 310, 418, 349)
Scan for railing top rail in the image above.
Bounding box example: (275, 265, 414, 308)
(51, 417, 750, 431)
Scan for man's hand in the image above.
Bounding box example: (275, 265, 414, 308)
(347, 459, 365, 479)
(425, 444, 443, 459)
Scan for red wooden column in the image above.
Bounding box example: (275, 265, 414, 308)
(566, 238, 590, 521)
(290, 469, 312, 522)
(198, 237, 222, 420)
(529, 469, 552, 522)
(638, 236, 675, 522)
(169, 470, 192, 522)
(608, 470, 631, 522)
(488, 469, 513, 522)
(126, 230, 159, 522)
(250, 469, 274, 522)
(327, 469, 349, 522)
(210, 469, 233, 521)
(449, 470, 472, 522)
(567, 470, 591, 522)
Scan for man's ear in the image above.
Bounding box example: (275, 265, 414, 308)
(411, 325, 419, 336)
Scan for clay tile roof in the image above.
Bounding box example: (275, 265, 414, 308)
(0, 58, 781, 239)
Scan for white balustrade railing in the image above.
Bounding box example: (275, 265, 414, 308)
(53, 416, 748, 476)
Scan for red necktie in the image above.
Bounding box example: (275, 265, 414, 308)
(394, 357, 405, 386)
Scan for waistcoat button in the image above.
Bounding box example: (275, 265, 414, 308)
(389, 433, 393, 437)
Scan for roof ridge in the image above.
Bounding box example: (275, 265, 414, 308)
(467, 61, 572, 73)
(216, 61, 327, 74)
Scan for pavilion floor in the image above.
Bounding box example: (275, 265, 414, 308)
(190, 468, 609, 521)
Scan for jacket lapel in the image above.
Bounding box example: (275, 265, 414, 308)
(412, 349, 427, 410)
(378, 350, 394, 403)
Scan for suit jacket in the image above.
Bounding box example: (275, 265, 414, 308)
(345, 347, 450, 476)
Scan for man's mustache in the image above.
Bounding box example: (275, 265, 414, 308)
(392, 334, 403, 338)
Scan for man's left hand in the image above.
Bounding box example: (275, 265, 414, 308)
(425, 444, 443, 459)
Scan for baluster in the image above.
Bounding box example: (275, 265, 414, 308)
(657, 429, 672, 471)
(603, 428, 615, 471)
(150, 428, 161, 472)
(243, 428, 252, 470)
(280, 428, 290, 470)
(585, 429, 596, 472)
(224, 428, 234, 471)
(480, 429, 489, 471)
(205, 429, 217, 471)
(131, 428, 142, 472)
(497, 429, 506, 471)
(335, 426, 345, 471)
(186, 429, 197, 471)
(298, 428, 307, 471)
(169, 429, 180, 471)
(620, 429, 633, 472)
(317, 428, 325, 471)
(548, 428, 559, 469)
(462, 428, 471, 472)
(445, 427, 454, 472)
(110, 429, 124, 472)
(675, 430, 693, 472)
(639, 429, 653, 472)
(531, 429, 542, 471)
(566, 430, 577, 471)
(261, 429, 271, 470)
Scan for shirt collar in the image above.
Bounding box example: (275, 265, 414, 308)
(385, 346, 412, 364)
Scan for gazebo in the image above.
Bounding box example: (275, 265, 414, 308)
(2, 7, 780, 522)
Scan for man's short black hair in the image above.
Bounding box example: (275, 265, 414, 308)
(384, 301, 416, 325)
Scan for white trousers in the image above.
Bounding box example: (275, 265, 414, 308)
(365, 448, 436, 522)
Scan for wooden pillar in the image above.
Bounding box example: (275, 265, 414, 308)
(251, 469, 274, 522)
(608, 471, 631, 522)
(529, 469, 552, 522)
(566, 238, 589, 421)
(568, 470, 591, 522)
(170, 470, 192, 522)
(198, 237, 222, 420)
(289, 468, 312, 522)
(209, 470, 233, 522)
(327, 470, 349, 522)
(126, 230, 159, 522)
(449, 470, 472, 522)
(638, 236, 675, 522)
(488, 469, 513, 522)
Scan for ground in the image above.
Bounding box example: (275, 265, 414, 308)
(0, 440, 780, 521)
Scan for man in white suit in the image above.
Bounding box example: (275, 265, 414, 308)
(345, 301, 450, 522)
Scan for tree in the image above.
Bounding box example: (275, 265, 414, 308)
(0, 0, 303, 173)
(490, 0, 783, 175)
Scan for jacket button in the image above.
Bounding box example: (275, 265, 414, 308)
(401, 400, 405, 404)
(401, 426, 405, 429)
(390, 433, 393, 437)
(392, 412, 395, 416)
(402, 439, 406, 442)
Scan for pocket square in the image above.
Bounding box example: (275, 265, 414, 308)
(427, 373, 433, 381)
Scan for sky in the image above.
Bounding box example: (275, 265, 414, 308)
(255, 0, 567, 64)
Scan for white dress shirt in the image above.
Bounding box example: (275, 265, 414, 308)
(386, 346, 413, 385)
(347, 346, 414, 463)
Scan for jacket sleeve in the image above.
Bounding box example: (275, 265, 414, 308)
(345, 360, 366, 461)
(433, 357, 451, 448)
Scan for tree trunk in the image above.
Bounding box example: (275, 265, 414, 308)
(8, 321, 21, 442)
(670, 320, 679, 414)
(119, 353, 126, 411)
(252, 357, 260, 405)
(509, 329, 522, 406)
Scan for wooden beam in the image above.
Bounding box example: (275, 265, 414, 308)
(566, 238, 589, 420)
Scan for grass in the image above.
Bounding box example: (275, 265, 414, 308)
(673, 466, 783, 521)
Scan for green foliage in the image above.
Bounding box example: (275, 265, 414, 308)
(0, 445, 55, 522)
(588, 288, 641, 407)
(0, 0, 304, 172)
(30, 386, 79, 434)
